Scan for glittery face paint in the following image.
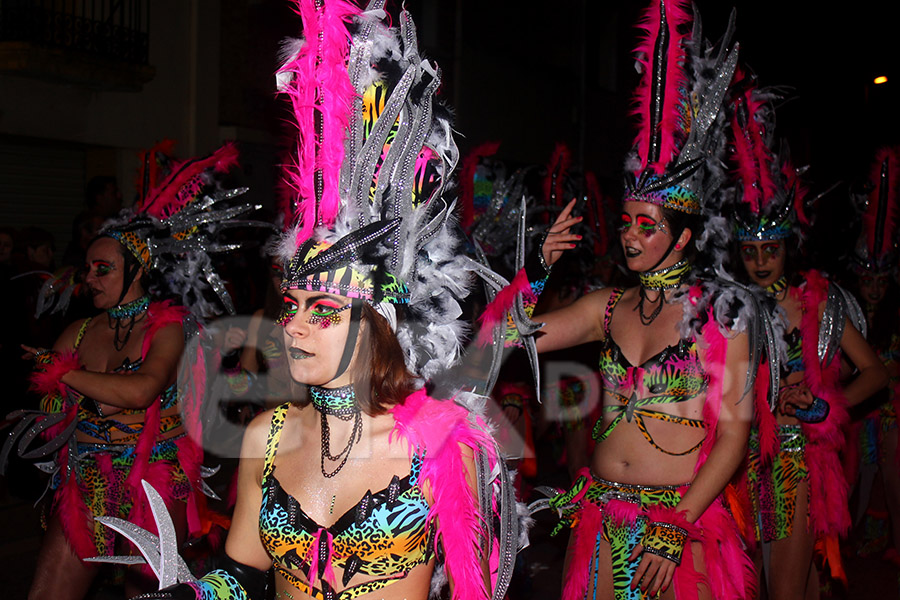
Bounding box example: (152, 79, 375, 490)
(84, 237, 129, 311)
(277, 295, 351, 328)
(618, 213, 668, 237)
(276, 294, 299, 326)
(84, 260, 114, 278)
(307, 301, 352, 328)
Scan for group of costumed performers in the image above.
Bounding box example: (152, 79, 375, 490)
(499, 1, 782, 598)
(1, 140, 261, 599)
(87, 2, 523, 600)
(844, 146, 900, 566)
(725, 64, 888, 598)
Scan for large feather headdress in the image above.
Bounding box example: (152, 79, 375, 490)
(623, 0, 738, 215)
(37, 142, 260, 319)
(274, 0, 480, 381)
(99, 142, 259, 318)
(726, 72, 809, 242)
(851, 147, 900, 274)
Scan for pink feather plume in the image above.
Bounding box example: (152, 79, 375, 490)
(561, 502, 603, 600)
(631, 0, 693, 173)
(30, 350, 81, 396)
(53, 452, 97, 559)
(391, 390, 498, 600)
(795, 271, 851, 549)
(137, 142, 239, 220)
(729, 79, 777, 214)
(476, 268, 531, 347)
(279, 0, 359, 245)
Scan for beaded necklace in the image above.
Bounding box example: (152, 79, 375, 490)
(635, 260, 691, 325)
(309, 384, 362, 478)
(106, 295, 150, 351)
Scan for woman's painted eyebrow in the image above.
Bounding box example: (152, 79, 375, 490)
(90, 260, 113, 267)
(304, 295, 345, 310)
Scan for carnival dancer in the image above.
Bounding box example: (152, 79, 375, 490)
(3, 141, 256, 599)
(727, 79, 888, 599)
(846, 147, 900, 567)
(503, 2, 774, 598)
(88, 2, 522, 599)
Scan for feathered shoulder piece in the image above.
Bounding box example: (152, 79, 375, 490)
(851, 146, 900, 274)
(674, 272, 783, 406)
(623, 0, 738, 215)
(726, 70, 809, 242)
(275, 0, 489, 381)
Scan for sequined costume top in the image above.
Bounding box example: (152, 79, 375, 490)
(593, 288, 709, 455)
(259, 403, 433, 600)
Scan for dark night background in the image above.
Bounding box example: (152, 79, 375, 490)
(224, 0, 899, 267)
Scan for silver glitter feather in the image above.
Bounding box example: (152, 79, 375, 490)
(87, 481, 197, 588)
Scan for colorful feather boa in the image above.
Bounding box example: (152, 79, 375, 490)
(795, 270, 851, 577)
(390, 390, 501, 600)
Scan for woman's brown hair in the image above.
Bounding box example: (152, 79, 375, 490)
(353, 303, 419, 415)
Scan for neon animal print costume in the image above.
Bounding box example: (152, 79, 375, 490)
(726, 71, 868, 582)
(1, 142, 256, 572)
(90, 2, 523, 599)
(527, 2, 782, 599)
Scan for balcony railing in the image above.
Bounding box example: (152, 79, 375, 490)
(0, 0, 150, 65)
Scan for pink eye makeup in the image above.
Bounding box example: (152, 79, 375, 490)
(617, 213, 667, 237)
(635, 215, 660, 237)
(307, 301, 351, 328)
(276, 295, 299, 326)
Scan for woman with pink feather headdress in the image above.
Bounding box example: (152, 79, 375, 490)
(726, 72, 887, 598)
(1, 140, 256, 599)
(843, 146, 900, 572)
(84, 2, 523, 600)
(495, 1, 779, 598)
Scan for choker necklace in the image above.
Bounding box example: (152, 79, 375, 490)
(106, 295, 150, 351)
(310, 385, 362, 478)
(765, 276, 788, 297)
(635, 260, 690, 326)
(637, 259, 691, 290)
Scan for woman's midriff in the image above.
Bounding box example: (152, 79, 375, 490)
(591, 391, 706, 486)
(75, 404, 184, 444)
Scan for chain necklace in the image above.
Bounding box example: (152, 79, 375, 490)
(106, 295, 150, 351)
(309, 385, 362, 478)
(635, 260, 691, 326)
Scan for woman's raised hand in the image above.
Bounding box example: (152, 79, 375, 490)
(541, 198, 583, 268)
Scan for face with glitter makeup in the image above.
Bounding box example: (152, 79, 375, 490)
(83, 237, 144, 310)
(280, 289, 359, 388)
(618, 201, 679, 272)
(739, 240, 786, 289)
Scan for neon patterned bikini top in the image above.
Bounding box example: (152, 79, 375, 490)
(259, 403, 433, 600)
(780, 328, 804, 379)
(593, 288, 709, 455)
